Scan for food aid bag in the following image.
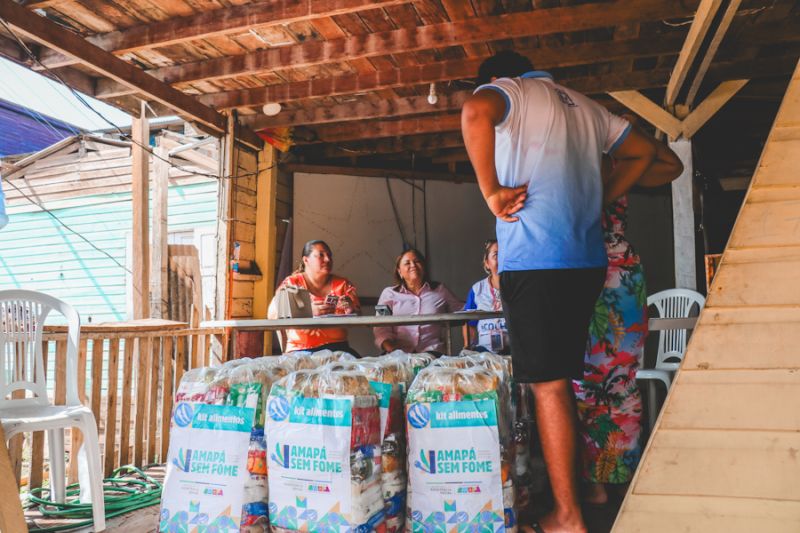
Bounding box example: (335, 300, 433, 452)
(266, 368, 386, 533)
(405, 365, 516, 533)
(356, 358, 412, 533)
(160, 357, 289, 532)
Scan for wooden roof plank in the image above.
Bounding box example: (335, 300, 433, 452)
(37, 0, 408, 68)
(137, 0, 697, 88)
(0, 0, 227, 133)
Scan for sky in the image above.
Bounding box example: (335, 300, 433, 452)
(0, 56, 133, 131)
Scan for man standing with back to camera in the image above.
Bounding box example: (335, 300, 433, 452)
(462, 50, 679, 533)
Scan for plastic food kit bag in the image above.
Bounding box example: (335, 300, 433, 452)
(355, 358, 412, 533)
(405, 364, 516, 533)
(160, 357, 290, 532)
(266, 368, 386, 533)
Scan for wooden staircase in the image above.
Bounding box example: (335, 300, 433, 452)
(614, 59, 800, 532)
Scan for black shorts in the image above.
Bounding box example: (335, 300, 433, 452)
(500, 267, 606, 383)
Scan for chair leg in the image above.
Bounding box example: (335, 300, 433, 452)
(47, 428, 66, 504)
(648, 381, 658, 433)
(78, 418, 106, 531)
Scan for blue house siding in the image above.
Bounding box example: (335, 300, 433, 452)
(0, 99, 80, 156)
(0, 180, 218, 323)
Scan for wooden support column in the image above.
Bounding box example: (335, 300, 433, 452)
(254, 143, 278, 354)
(131, 101, 150, 319)
(212, 114, 235, 359)
(670, 139, 696, 290)
(150, 140, 169, 318)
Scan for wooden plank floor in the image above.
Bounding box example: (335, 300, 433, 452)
(613, 59, 800, 532)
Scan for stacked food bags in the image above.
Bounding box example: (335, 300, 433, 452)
(161, 357, 290, 532)
(405, 359, 516, 533)
(356, 357, 412, 532)
(266, 367, 386, 533)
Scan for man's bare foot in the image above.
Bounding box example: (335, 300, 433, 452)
(583, 482, 608, 505)
(521, 510, 588, 533)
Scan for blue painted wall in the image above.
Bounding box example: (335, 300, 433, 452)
(0, 180, 218, 323)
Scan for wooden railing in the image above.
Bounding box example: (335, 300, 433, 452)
(7, 320, 226, 491)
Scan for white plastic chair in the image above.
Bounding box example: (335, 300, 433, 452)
(0, 290, 105, 531)
(637, 288, 705, 431)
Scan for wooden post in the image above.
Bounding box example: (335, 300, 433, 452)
(213, 114, 235, 359)
(0, 425, 26, 533)
(150, 141, 169, 318)
(254, 142, 277, 354)
(670, 139, 696, 290)
(132, 100, 151, 319)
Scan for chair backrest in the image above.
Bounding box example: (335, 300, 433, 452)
(0, 290, 81, 408)
(647, 288, 705, 371)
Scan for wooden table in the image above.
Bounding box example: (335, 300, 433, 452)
(201, 313, 698, 355)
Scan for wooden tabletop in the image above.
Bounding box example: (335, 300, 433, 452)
(201, 312, 697, 331)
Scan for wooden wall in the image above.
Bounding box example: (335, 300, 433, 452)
(227, 146, 293, 320)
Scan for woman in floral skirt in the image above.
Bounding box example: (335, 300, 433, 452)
(574, 137, 683, 505)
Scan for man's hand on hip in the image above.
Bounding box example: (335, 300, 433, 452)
(486, 185, 528, 222)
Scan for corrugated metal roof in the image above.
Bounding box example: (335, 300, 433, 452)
(0, 98, 81, 157)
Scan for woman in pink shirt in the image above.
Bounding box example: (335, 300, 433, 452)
(374, 249, 463, 354)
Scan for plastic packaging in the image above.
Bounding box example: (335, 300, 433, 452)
(266, 368, 386, 533)
(405, 364, 516, 533)
(161, 357, 290, 533)
(355, 358, 412, 532)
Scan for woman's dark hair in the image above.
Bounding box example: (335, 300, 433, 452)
(296, 240, 332, 273)
(393, 248, 430, 288)
(482, 239, 498, 274)
(477, 50, 535, 86)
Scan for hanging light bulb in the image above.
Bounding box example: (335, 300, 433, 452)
(427, 83, 438, 105)
(262, 102, 282, 116)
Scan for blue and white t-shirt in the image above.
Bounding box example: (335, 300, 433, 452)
(476, 71, 631, 272)
(464, 277, 508, 353)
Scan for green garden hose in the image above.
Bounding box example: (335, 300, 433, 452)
(25, 465, 162, 532)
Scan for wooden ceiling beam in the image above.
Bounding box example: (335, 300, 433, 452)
(245, 92, 627, 130)
(36, 0, 407, 69)
(665, 0, 742, 107)
(184, 36, 686, 109)
(302, 113, 462, 144)
(134, 0, 696, 89)
(300, 131, 467, 158)
(284, 162, 475, 183)
(241, 92, 469, 130)
(203, 50, 796, 113)
(684, 0, 743, 107)
(0, 0, 227, 134)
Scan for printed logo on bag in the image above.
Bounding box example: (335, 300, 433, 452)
(171, 448, 240, 477)
(407, 403, 430, 428)
(270, 442, 342, 473)
(268, 396, 290, 421)
(173, 402, 193, 427)
(413, 448, 492, 475)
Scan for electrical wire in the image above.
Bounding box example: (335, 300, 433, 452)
(24, 465, 162, 532)
(0, 18, 271, 182)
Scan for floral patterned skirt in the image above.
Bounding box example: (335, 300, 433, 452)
(573, 261, 647, 484)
